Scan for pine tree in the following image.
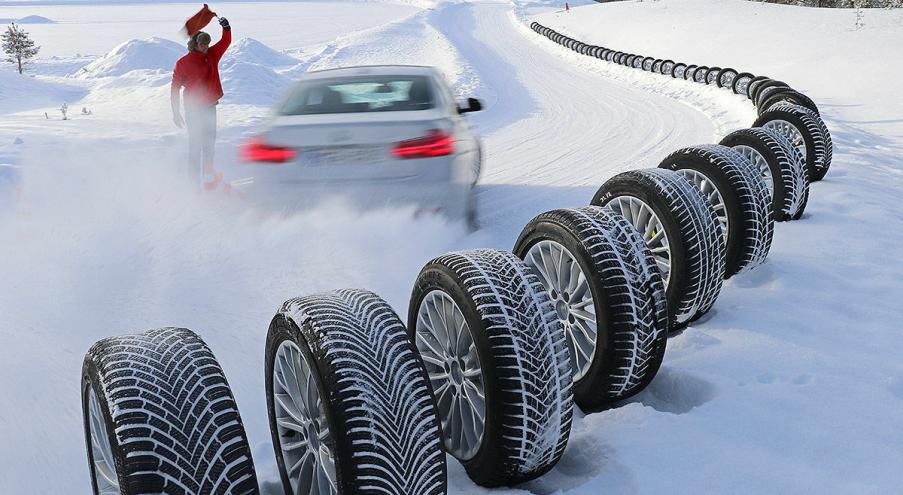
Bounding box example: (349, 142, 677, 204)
(2, 23, 40, 74)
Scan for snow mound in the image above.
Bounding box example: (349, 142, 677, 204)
(221, 61, 290, 106)
(221, 38, 299, 70)
(75, 37, 184, 78)
(16, 15, 55, 24)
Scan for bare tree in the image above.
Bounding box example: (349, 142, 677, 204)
(2, 23, 40, 74)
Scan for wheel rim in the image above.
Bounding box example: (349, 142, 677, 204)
(734, 145, 774, 197)
(88, 385, 121, 495)
(415, 290, 485, 461)
(762, 119, 807, 162)
(525, 240, 597, 382)
(273, 341, 338, 495)
(678, 169, 730, 244)
(606, 196, 672, 287)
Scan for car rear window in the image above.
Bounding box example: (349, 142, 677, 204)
(279, 75, 436, 115)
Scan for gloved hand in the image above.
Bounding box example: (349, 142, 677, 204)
(218, 17, 230, 30)
(173, 113, 184, 129)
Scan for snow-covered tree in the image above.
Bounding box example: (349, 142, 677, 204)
(2, 23, 40, 74)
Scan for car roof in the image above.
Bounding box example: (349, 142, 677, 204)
(298, 65, 440, 80)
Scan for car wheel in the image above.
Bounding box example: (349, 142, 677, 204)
(267, 290, 446, 495)
(592, 169, 725, 331)
(409, 249, 573, 487)
(754, 102, 833, 182)
(514, 207, 669, 411)
(659, 145, 774, 278)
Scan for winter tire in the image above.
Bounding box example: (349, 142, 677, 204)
(672, 62, 687, 79)
(625, 54, 637, 67)
(731, 72, 755, 95)
(687, 65, 701, 81)
(757, 87, 819, 116)
(642, 56, 655, 71)
(514, 207, 669, 411)
(408, 249, 573, 487)
(752, 80, 789, 105)
(720, 127, 810, 221)
(716, 67, 738, 89)
(694, 66, 709, 83)
(651, 59, 664, 74)
(660, 59, 675, 76)
(82, 328, 259, 495)
(592, 169, 725, 330)
(632, 56, 644, 69)
(746, 76, 772, 100)
(754, 102, 833, 181)
(659, 145, 774, 277)
(705, 67, 721, 85)
(266, 290, 446, 495)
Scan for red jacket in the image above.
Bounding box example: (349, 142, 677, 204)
(171, 28, 231, 109)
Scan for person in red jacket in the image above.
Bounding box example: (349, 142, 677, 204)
(171, 16, 231, 189)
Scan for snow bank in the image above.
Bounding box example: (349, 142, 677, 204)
(74, 37, 183, 78)
(221, 61, 291, 106)
(0, 66, 85, 114)
(222, 38, 300, 70)
(15, 15, 54, 24)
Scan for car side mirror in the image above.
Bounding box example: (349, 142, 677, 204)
(458, 97, 483, 114)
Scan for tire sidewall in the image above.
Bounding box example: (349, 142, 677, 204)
(265, 315, 347, 495)
(82, 358, 130, 495)
(592, 178, 688, 327)
(513, 220, 615, 410)
(721, 132, 789, 221)
(407, 264, 502, 485)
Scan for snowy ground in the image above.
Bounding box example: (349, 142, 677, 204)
(1, 0, 902, 493)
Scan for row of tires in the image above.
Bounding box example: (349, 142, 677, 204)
(80, 24, 838, 495)
(529, 21, 835, 182)
(82, 138, 811, 495)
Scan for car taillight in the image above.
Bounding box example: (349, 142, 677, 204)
(391, 130, 454, 159)
(240, 137, 297, 163)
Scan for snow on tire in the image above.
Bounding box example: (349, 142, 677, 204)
(267, 289, 447, 495)
(513, 207, 669, 411)
(754, 102, 833, 182)
(82, 328, 259, 495)
(659, 145, 774, 278)
(592, 169, 725, 330)
(408, 249, 573, 487)
(720, 127, 810, 221)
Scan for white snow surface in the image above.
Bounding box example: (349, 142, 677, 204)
(1, 0, 902, 493)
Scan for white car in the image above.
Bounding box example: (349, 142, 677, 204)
(238, 65, 483, 224)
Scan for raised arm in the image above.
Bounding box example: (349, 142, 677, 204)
(170, 61, 185, 128)
(208, 18, 232, 63)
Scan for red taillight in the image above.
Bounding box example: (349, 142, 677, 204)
(391, 130, 454, 159)
(240, 137, 297, 163)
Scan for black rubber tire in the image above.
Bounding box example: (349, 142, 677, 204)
(642, 56, 655, 71)
(82, 328, 259, 495)
(592, 169, 725, 331)
(267, 290, 447, 495)
(659, 145, 774, 278)
(660, 59, 675, 76)
(599, 48, 611, 60)
(757, 87, 819, 116)
(754, 102, 833, 182)
(705, 67, 722, 85)
(716, 67, 739, 89)
(731, 72, 755, 95)
(720, 127, 810, 221)
(613, 51, 624, 64)
(671, 62, 687, 79)
(693, 66, 709, 83)
(752, 80, 789, 105)
(633, 55, 645, 69)
(575, 42, 587, 53)
(514, 207, 669, 411)
(684, 64, 698, 81)
(651, 59, 664, 74)
(625, 54, 637, 67)
(746, 76, 772, 100)
(409, 249, 573, 487)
